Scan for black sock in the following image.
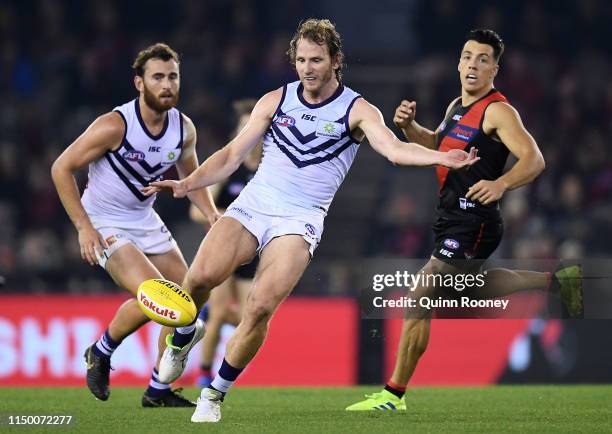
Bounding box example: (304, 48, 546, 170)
(172, 319, 197, 347)
(384, 383, 406, 399)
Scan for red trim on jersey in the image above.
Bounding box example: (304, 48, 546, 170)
(471, 222, 486, 253)
(436, 91, 508, 189)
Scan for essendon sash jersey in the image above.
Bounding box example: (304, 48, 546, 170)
(435, 89, 509, 217)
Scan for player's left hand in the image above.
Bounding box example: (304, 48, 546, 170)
(466, 179, 508, 205)
(442, 147, 480, 169)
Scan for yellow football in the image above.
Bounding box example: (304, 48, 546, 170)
(136, 278, 197, 327)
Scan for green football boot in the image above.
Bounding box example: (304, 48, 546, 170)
(345, 390, 406, 411)
(555, 265, 583, 318)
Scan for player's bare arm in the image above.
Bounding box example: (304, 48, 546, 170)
(466, 102, 545, 205)
(51, 112, 125, 265)
(143, 88, 281, 198)
(351, 98, 479, 169)
(393, 100, 434, 149)
(175, 115, 220, 225)
(394, 97, 460, 149)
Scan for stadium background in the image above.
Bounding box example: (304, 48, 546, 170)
(1, 0, 610, 387)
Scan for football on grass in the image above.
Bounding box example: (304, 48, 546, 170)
(136, 278, 197, 326)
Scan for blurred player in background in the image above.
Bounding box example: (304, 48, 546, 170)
(51, 43, 218, 407)
(346, 29, 583, 412)
(190, 99, 262, 386)
(144, 18, 479, 423)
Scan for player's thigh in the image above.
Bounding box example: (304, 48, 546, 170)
(425, 255, 484, 292)
(245, 235, 310, 315)
(105, 243, 163, 295)
(407, 257, 460, 297)
(190, 216, 258, 282)
(146, 245, 188, 285)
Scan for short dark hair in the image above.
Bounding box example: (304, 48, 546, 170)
(465, 29, 504, 62)
(287, 18, 345, 81)
(132, 43, 180, 77)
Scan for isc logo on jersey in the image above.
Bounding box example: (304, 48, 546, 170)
(136, 278, 197, 326)
(439, 248, 454, 258)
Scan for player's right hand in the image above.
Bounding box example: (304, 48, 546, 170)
(393, 100, 417, 129)
(78, 225, 108, 266)
(442, 147, 480, 170)
(142, 180, 188, 198)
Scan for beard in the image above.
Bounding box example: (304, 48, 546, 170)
(143, 84, 179, 112)
(301, 67, 335, 95)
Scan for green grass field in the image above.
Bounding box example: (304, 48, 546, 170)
(1, 386, 611, 433)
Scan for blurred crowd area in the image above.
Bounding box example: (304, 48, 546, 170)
(0, 0, 610, 293)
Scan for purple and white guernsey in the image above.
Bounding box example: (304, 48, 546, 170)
(81, 99, 183, 227)
(244, 81, 362, 215)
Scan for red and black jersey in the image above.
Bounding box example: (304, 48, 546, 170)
(436, 88, 509, 218)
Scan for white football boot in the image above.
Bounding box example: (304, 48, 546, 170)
(158, 319, 205, 384)
(191, 387, 223, 423)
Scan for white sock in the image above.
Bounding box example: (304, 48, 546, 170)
(209, 375, 234, 394)
(176, 323, 196, 334)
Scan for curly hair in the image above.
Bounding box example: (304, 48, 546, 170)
(287, 18, 345, 81)
(132, 43, 180, 77)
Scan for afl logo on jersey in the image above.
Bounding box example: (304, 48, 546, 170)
(443, 238, 460, 250)
(123, 150, 146, 162)
(275, 115, 295, 127)
(305, 223, 316, 237)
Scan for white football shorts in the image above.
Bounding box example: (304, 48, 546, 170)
(88, 210, 177, 269)
(224, 188, 325, 257)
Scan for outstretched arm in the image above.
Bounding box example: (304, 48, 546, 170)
(466, 102, 545, 205)
(350, 98, 479, 169)
(143, 88, 281, 198)
(50, 112, 124, 264)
